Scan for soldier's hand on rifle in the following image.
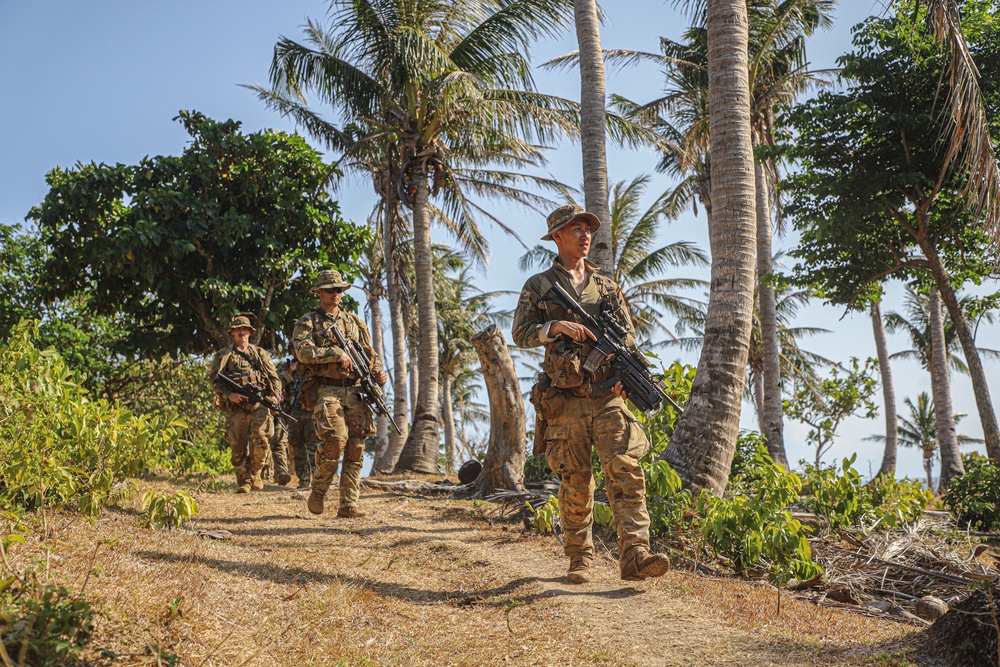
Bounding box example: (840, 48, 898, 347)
(339, 351, 353, 371)
(611, 381, 627, 400)
(374, 370, 387, 386)
(552, 320, 597, 343)
(228, 393, 248, 405)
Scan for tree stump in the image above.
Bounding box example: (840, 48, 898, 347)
(471, 325, 526, 497)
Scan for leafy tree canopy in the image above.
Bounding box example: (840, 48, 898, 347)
(28, 111, 369, 356)
(776, 3, 1000, 307)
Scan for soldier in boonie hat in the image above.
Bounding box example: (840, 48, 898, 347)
(229, 314, 256, 332)
(541, 203, 602, 241)
(312, 269, 351, 291)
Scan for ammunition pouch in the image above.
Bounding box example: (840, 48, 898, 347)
(541, 339, 587, 389)
(299, 378, 320, 412)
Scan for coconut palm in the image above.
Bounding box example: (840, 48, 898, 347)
(572, 0, 612, 271)
(254, 0, 592, 473)
(518, 175, 708, 347)
(866, 392, 983, 489)
(673, 281, 833, 427)
(870, 298, 900, 477)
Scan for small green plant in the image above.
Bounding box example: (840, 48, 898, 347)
(944, 453, 1000, 530)
(141, 490, 198, 530)
(860, 474, 931, 530)
(643, 460, 692, 534)
(697, 460, 823, 584)
(523, 454, 555, 484)
(593, 501, 614, 528)
(801, 455, 863, 532)
(526, 496, 559, 534)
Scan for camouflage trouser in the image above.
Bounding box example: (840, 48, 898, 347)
(543, 392, 651, 561)
(264, 418, 291, 480)
(312, 385, 374, 510)
(287, 408, 319, 484)
(225, 406, 274, 486)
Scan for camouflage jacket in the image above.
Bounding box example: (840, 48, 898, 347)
(512, 258, 636, 393)
(208, 343, 281, 406)
(291, 307, 382, 380)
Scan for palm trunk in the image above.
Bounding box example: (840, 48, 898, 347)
(753, 371, 764, 427)
(871, 301, 899, 477)
(661, 0, 758, 495)
(928, 286, 964, 490)
(441, 372, 457, 475)
(374, 212, 410, 474)
(395, 172, 441, 474)
(924, 451, 933, 490)
(368, 288, 389, 467)
(574, 0, 612, 272)
(755, 160, 786, 468)
(922, 244, 1000, 462)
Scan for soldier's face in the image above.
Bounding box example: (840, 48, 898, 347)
(230, 327, 252, 346)
(553, 219, 592, 259)
(316, 287, 344, 310)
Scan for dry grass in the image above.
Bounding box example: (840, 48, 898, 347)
(0, 475, 930, 667)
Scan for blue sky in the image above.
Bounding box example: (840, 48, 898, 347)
(1, 0, 995, 481)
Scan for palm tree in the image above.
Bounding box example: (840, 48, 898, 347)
(255, 0, 584, 473)
(673, 281, 833, 427)
(866, 392, 983, 489)
(518, 175, 709, 346)
(572, 0, 612, 271)
(870, 298, 899, 477)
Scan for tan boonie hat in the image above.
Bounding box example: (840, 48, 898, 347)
(541, 204, 602, 241)
(230, 315, 256, 332)
(312, 269, 351, 291)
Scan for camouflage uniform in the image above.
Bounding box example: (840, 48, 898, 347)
(512, 204, 666, 582)
(277, 358, 319, 489)
(293, 270, 382, 516)
(265, 391, 292, 485)
(208, 317, 282, 492)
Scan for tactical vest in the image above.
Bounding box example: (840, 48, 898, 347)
(300, 310, 363, 380)
(535, 267, 631, 395)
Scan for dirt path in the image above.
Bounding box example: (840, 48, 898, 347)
(17, 479, 918, 666)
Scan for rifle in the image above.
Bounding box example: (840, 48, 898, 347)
(217, 373, 297, 422)
(328, 324, 401, 434)
(283, 374, 304, 414)
(541, 282, 685, 414)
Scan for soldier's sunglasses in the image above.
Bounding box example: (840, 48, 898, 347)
(320, 287, 345, 294)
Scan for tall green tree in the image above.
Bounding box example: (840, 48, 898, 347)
(779, 7, 1000, 464)
(256, 0, 587, 473)
(28, 111, 366, 356)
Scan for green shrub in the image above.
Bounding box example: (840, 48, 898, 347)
(0, 320, 183, 516)
(697, 460, 822, 584)
(526, 496, 560, 534)
(801, 455, 863, 532)
(860, 474, 931, 530)
(944, 453, 1000, 530)
(728, 430, 773, 489)
(523, 454, 555, 484)
(141, 490, 199, 530)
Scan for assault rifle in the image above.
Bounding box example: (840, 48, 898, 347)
(283, 373, 304, 414)
(328, 324, 401, 434)
(541, 282, 685, 414)
(217, 373, 297, 422)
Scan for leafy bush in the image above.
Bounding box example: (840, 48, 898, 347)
(801, 455, 932, 533)
(643, 460, 692, 535)
(523, 454, 555, 484)
(697, 460, 822, 584)
(860, 474, 931, 530)
(1, 534, 94, 667)
(944, 453, 1000, 530)
(0, 320, 183, 516)
(526, 496, 560, 534)
(801, 456, 864, 532)
(141, 490, 199, 530)
(728, 430, 772, 488)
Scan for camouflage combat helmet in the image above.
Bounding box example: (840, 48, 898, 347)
(312, 269, 351, 291)
(229, 315, 256, 332)
(541, 204, 602, 241)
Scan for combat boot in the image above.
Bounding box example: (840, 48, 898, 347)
(236, 483, 251, 494)
(620, 548, 670, 581)
(337, 506, 366, 519)
(567, 555, 593, 584)
(251, 475, 265, 490)
(276, 473, 292, 486)
(307, 490, 325, 515)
